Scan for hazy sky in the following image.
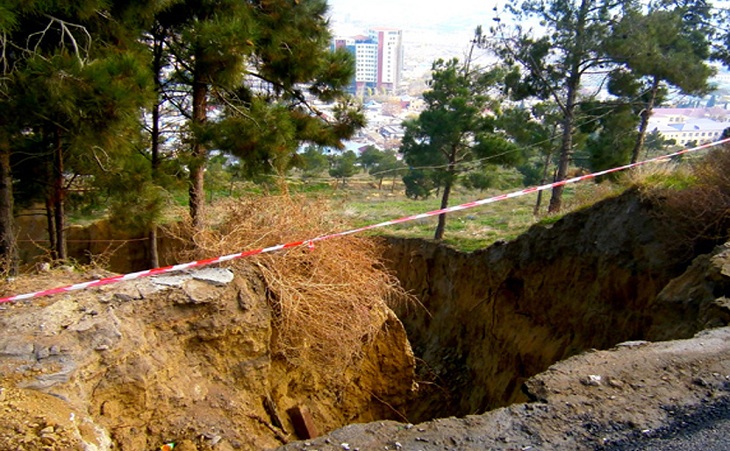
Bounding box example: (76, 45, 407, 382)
(326, 0, 500, 43)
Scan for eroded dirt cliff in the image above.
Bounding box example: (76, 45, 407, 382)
(0, 266, 415, 450)
(380, 188, 730, 422)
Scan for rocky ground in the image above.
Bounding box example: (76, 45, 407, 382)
(277, 327, 730, 450)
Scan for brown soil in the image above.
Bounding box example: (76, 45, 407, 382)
(2, 189, 730, 450)
(0, 265, 415, 450)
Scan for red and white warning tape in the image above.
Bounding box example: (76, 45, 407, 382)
(1, 137, 728, 304)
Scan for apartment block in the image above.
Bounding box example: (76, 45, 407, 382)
(333, 28, 404, 95)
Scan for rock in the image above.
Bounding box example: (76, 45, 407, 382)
(581, 375, 602, 386)
(190, 268, 234, 286)
(607, 377, 624, 388)
(0, 341, 34, 356)
(616, 340, 650, 348)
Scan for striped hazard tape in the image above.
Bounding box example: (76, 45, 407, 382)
(1, 137, 728, 305)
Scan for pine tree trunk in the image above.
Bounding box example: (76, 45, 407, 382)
(45, 197, 56, 259)
(434, 157, 456, 241)
(149, 94, 160, 268)
(0, 142, 17, 274)
(632, 76, 660, 164)
(548, 0, 589, 214)
(548, 103, 574, 213)
(434, 179, 452, 241)
(53, 129, 67, 261)
(534, 148, 554, 215)
(189, 72, 208, 230)
(148, 227, 159, 268)
(148, 34, 163, 268)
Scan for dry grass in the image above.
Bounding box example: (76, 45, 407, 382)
(172, 195, 413, 369)
(631, 148, 730, 255)
(660, 150, 730, 248)
(620, 160, 697, 191)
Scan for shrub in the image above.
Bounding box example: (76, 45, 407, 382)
(639, 148, 730, 256)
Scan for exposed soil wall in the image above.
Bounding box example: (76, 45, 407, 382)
(380, 189, 726, 423)
(0, 266, 416, 450)
(15, 212, 185, 273)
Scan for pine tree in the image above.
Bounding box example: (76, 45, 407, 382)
(497, 102, 562, 214)
(605, 3, 713, 162)
(156, 0, 362, 229)
(6, 1, 153, 261)
(493, 0, 632, 212)
(328, 150, 358, 188)
(400, 58, 521, 240)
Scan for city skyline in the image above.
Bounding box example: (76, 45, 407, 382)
(327, 0, 499, 46)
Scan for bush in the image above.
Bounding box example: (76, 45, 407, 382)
(639, 148, 730, 256)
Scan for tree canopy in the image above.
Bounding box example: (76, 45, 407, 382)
(492, 0, 633, 212)
(400, 57, 522, 240)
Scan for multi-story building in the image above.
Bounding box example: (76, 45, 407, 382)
(368, 28, 403, 94)
(333, 28, 403, 95)
(648, 107, 730, 146)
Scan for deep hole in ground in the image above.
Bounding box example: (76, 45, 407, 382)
(380, 188, 730, 424)
(3, 187, 730, 450)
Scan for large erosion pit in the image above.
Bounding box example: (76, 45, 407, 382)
(2, 188, 730, 450)
(277, 189, 730, 450)
(381, 189, 730, 423)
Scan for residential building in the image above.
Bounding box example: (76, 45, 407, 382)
(648, 107, 730, 146)
(368, 28, 404, 94)
(333, 28, 404, 95)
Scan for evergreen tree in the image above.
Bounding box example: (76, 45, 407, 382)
(605, 2, 714, 163)
(157, 0, 362, 228)
(403, 169, 436, 200)
(497, 102, 562, 213)
(3, 0, 152, 262)
(400, 58, 521, 240)
(358, 146, 386, 172)
(154, 0, 256, 229)
(492, 0, 632, 212)
(368, 150, 405, 190)
(578, 101, 639, 174)
(298, 145, 330, 179)
(328, 150, 358, 188)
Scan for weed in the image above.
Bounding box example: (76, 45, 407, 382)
(637, 148, 730, 256)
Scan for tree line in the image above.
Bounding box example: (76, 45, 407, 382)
(400, 0, 727, 239)
(0, 0, 728, 269)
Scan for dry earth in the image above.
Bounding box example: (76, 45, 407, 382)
(0, 266, 416, 451)
(277, 327, 730, 450)
(1, 189, 729, 450)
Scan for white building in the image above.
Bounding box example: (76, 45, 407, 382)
(368, 28, 404, 94)
(354, 40, 378, 85)
(648, 108, 730, 146)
